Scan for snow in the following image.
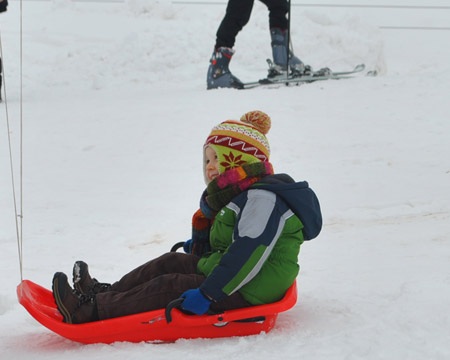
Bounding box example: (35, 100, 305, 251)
(1, 0, 449, 358)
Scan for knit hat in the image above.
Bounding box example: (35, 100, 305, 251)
(203, 110, 271, 183)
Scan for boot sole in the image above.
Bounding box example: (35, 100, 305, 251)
(52, 272, 73, 324)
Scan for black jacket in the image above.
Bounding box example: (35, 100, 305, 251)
(0, 0, 8, 13)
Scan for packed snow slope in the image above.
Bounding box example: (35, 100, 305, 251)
(0, 1, 449, 359)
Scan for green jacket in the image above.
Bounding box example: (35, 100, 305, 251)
(198, 196, 303, 305)
(197, 175, 322, 305)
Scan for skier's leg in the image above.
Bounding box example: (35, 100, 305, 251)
(216, 0, 255, 49)
(259, 0, 288, 30)
(207, 0, 254, 89)
(261, 0, 305, 74)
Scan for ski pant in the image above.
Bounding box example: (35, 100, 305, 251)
(96, 252, 252, 320)
(216, 0, 289, 48)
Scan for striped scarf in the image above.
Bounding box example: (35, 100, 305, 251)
(190, 162, 274, 256)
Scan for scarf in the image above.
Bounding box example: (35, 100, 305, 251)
(190, 161, 274, 256)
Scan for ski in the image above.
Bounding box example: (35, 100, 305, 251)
(242, 63, 371, 89)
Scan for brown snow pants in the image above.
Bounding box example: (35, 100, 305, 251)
(96, 252, 251, 320)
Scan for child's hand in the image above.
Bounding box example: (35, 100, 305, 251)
(180, 289, 212, 315)
(183, 239, 193, 253)
(184, 239, 211, 256)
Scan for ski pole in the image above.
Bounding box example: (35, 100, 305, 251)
(286, 0, 291, 80)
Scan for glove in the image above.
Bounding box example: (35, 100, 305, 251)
(180, 289, 212, 315)
(183, 239, 192, 253)
(183, 239, 211, 256)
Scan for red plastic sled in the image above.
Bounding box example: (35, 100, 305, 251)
(17, 280, 297, 344)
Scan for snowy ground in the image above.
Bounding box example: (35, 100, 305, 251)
(0, 1, 449, 359)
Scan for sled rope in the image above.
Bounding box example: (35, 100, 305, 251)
(1, 0, 25, 294)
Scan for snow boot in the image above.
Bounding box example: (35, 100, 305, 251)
(52, 272, 99, 324)
(270, 28, 306, 77)
(73, 260, 111, 296)
(207, 47, 244, 90)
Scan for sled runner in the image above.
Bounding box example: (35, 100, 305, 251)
(17, 279, 297, 344)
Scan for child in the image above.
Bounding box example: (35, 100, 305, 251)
(52, 110, 322, 324)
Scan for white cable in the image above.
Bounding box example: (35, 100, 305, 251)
(0, 0, 24, 295)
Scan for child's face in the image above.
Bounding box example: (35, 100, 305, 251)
(205, 146, 219, 183)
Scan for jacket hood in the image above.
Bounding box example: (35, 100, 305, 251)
(252, 174, 322, 240)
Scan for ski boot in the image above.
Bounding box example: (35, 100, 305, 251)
(207, 47, 244, 90)
(269, 28, 310, 78)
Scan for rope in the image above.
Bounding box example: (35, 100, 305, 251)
(20, 0, 24, 292)
(1, 0, 24, 295)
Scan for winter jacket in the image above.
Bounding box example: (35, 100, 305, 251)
(0, 0, 8, 13)
(198, 174, 322, 305)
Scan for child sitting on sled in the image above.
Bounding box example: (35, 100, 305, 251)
(52, 110, 322, 324)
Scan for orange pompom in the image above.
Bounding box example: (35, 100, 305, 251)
(240, 110, 271, 135)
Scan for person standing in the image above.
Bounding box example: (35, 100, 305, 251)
(207, 0, 304, 89)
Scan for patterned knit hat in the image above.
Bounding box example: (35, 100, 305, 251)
(203, 110, 271, 183)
